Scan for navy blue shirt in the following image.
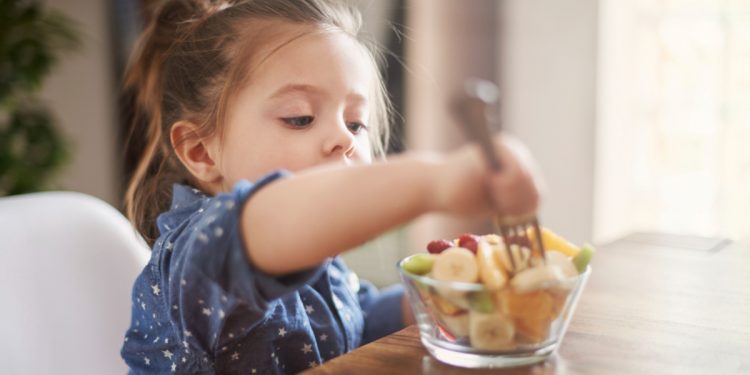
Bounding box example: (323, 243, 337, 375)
(121, 171, 405, 374)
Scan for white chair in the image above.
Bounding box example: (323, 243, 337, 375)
(0, 192, 150, 375)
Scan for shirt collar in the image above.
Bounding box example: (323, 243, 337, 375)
(171, 183, 208, 209)
(155, 184, 208, 236)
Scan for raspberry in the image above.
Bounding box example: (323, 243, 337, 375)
(426, 239, 453, 254)
(458, 233, 480, 253)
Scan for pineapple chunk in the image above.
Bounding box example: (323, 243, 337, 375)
(527, 227, 580, 257)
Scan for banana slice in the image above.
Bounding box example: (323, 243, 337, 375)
(494, 244, 531, 273)
(434, 286, 471, 309)
(437, 312, 470, 338)
(483, 234, 502, 245)
(545, 251, 578, 278)
(469, 310, 515, 350)
(510, 264, 566, 293)
(476, 241, 507, 290)
(430, 290, 465, 315)
(432, 247, 479, 283)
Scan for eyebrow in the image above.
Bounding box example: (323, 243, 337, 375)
(268, 83, 368, 104)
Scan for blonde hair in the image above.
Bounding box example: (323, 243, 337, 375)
(124, 0, 392, 245)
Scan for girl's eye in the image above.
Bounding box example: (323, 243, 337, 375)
(282, 116, 314, 128)
(347, 122, 367, 134)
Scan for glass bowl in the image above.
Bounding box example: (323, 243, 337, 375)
(398, 254, 591, 368)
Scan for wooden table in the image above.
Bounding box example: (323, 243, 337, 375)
(305, 233, 750, 374)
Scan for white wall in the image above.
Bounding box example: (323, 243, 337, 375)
(41, 0, 119, 205)
(498, 0, 598, 245)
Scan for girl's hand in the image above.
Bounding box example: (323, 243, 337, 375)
(433, 134, 543, 218)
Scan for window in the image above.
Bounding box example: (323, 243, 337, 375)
(596, 0, 750, 242)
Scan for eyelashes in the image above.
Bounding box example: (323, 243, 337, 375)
(346, 122, 367, 134)
(281, 116, 314, 128)
(280, 116, 368, 135)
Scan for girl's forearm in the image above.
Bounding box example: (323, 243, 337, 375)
(242, 152, 442, 275)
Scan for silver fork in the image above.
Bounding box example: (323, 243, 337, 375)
(450, 79, 546, 273)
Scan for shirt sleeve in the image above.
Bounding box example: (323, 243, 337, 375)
(357, 280, 406, 344)
(162, 171, 327, 348)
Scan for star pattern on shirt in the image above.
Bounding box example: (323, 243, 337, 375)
(122, 181, 397, 375)
(198, 232, 209, 243)
(333, 296, 344, 309)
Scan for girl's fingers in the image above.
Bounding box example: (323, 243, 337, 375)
(502, 135, 547, 196)
(489, 170, 539, 217)
(488, 135, 542, 216)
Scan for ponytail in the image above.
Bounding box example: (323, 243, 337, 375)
(124, 1, 224, 245)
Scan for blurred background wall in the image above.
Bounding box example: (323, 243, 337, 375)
(40, 0, 119, 205)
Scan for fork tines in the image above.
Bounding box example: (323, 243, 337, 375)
(495, 216, 547, 274)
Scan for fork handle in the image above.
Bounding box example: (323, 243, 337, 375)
(451, 84, 503, 172)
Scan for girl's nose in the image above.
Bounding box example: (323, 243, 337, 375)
(322, 120, 355, 158)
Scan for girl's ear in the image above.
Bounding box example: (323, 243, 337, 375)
(170, 121, 222, 184)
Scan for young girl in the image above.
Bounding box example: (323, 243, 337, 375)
(120, 0, 542, 373)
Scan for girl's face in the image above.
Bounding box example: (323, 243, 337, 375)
(211, 28, 375, 191)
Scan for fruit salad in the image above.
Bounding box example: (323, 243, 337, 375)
(400, 228, 593, 351)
